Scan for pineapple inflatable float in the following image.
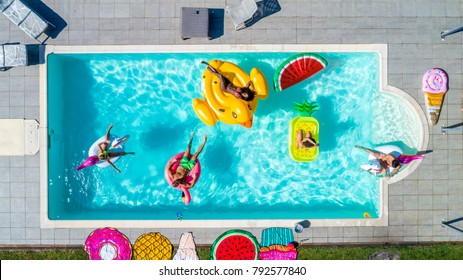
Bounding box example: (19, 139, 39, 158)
(133, 232, 173, 260)
(288, 100, 319, 162)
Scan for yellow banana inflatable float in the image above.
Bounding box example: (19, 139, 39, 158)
(192, 60, 269, 128)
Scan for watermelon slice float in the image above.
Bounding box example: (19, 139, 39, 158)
(211, 229, 259, 260)
(274, 53, 328, 92)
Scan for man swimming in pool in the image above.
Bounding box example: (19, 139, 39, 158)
(201, 61, 255, 101)
(97, 124, 135, 173)
(296, 129, 319, 149)
(168, 132, 207, 189)
(355, 145, 401, 178)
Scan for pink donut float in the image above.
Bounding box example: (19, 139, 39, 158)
(422, 68, 448, 94)
(164, 152, 201, 205)
(84, 227, 132, 260)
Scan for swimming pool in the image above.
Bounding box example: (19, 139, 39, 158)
(40, 45, 428, 228)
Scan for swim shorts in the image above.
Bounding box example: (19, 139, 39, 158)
(179, 156, 196, 171)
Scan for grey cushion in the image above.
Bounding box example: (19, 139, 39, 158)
(0, 0, 14, 12)
(181, 7, 210, 39)
(2, 0, 30, 25)
(1, 0, 49, 41)
(1, 44, 27, 67)
(18, 10, 48, 39)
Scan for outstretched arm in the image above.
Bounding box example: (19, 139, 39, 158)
(389, 166, 400, 178)
(167, 158, 177, 176)
(246, 81, 254, 89)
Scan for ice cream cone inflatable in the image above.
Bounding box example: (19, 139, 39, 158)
(422, 68, 448, 126)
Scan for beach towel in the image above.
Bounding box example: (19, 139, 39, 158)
(173, 232, 199, 260)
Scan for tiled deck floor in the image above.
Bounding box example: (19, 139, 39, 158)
(0, 0, 462, 246)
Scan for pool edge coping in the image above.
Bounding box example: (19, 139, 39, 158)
(39, 44, 427, 229)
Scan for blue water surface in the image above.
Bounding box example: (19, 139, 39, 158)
(47, 52, 421, 221)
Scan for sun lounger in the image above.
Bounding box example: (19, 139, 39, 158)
(1, 0, 54, 43)
(225, 0, 258, 30)
(0, 43, 28, 71)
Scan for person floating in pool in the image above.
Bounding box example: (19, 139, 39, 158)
(167, 132, 207, 189)
(355, 145, 401, 178)
(98, 124, 135, 173)
(201, 61, 255, 101)
(296, 129, 318, 149)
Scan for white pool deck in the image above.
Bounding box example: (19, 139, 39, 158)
(0, 0, 462, 247)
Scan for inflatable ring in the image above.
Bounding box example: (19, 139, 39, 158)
(211, 229, 259, 260)
(84, 227, 132, 260)
(193, 60, 269, 128)
(164, 152, 201, 205)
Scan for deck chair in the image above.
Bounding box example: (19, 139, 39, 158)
(225, 0, 258, 30)
(0, 43, 28, 71)
(259, 227, 298, 260)
(173, 232, 200, 260)
(1, 0, 54, 43)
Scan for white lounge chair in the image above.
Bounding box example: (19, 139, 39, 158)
(0, 43, 28, 71)
(225, 0, 258, 31)
(0, 0, 54, 43)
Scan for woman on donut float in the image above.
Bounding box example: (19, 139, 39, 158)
(355, 145, 401, 178)
(201, 61, 255, 101)
(166, 133, 207, 195)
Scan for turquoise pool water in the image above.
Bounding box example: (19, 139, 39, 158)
(47, 52, 421, 221)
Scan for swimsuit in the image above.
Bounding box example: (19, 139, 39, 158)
(179, 156, 196, 171)
(302, 138, 316, 148)
(225, 82, 242, 98)
(99, 150, 109, 160)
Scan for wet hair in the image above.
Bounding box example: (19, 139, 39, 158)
(302, 138, 316, 148)
(240, 87, 255, 101)
(172, 178, 185, 187)
(391, 159, 400, 168)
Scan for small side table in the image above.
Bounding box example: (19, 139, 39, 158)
(181, 7, 211, 40)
